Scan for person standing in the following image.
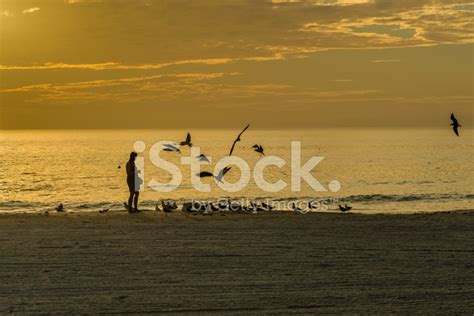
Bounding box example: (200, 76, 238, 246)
(126, 152, 140, 213)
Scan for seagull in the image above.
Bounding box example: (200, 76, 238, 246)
(450, 113, 461, 136)
(338, 204, 352, 212)
(163, 143, 181, 153)
(250, 203, 259, 214)
(290, 202, 305, 214)
(161, 200, 174, 213)
(180, 132, 193, 147)
(228, 124, 250, 156)
(252, 144, 264, 155)
(196, 166, 232, 183)
(197, 154, 210, 163)
(229, 201, 245, 212)
(182, 202, 194, 212)
(55, 203, 65, 212)
(218, 199, 229, 210)
(250, 201, 265, 213)
(209, 203, 220, 212)
(261, 201, 274, 211)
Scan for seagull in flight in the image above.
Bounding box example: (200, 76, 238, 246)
(163, 143, 181, 153)
(196, 166, 232, 183)
(180, 132, 193, 147)
(252, 144, 264, 155)
(228, 124, 250, 156)
(197, 154, 210, 163)
(450, 113, 461, 136)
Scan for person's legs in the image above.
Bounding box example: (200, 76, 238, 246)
(128, 191, 134, 211)
(133, 192, 139, 210)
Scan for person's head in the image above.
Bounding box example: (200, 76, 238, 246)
(129, 152, 138, 162)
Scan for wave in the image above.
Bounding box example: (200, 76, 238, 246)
(339, 193, 473, 203)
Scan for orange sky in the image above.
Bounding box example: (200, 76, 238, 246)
(0, 0, 473, 129)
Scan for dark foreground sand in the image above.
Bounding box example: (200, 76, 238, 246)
(1, 210, 473, 314)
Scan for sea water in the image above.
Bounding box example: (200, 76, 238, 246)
(1, 128, 472, 213)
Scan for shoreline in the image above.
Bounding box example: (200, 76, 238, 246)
(1, 208, 473, 216)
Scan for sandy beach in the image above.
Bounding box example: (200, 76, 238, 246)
(0, 210, 473, 314)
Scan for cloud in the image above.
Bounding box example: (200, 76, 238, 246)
(371, 59, 401, 63)
(0, 54, 285, 71)
(22, 7, 40, 14)
(271, 0, 373, 5)
(2, 0, 472, 68)
(0, 69, 380, 105)
(66, 0, 103, 3)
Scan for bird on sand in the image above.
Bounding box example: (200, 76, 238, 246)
(197, 154, 210, 163)
(218, 199, 229, 210)
(290, 202, 305, 214)
(209, 203, 220, 212)
(450, 113, 461, 136)
(228, 124, 250, 156)
(196, 166, 232, 183)
(161, 200, 175, 213)
(338, 204, 352, 212)
(252, 144, 264, 155)
(99, 209, 109, 213)
(55, 203, 65, 212)
(180, 132, 193, 147)
(261, 201, 274, 211)
(163, 143, 181, 153)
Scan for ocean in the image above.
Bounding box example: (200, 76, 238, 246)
(1, 128, 472, 214)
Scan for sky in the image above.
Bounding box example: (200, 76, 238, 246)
(0, 0, 473, 129)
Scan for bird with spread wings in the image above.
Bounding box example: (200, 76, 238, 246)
(228, 124, 250, 156)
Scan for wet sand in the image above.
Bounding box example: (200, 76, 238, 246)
(1, 210, 473, 314)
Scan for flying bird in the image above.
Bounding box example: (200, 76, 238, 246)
(450, 113, 461, 136)
(197, 154, 210, 163)
(180, 132, 193, 147)
(228, 124, 250, 156)
(252, 144, 264, 155)
(163, 143, 181, 153)
(196, 166, 231, 182)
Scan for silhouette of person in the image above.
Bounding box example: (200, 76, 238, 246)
(126, 152, 140, 213)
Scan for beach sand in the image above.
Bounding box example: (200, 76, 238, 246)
(1, 210, 473, 314)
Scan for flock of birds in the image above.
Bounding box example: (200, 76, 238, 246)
(53, 114, 462, 215)
(51, 199, 352, 215)
(159, 124, 267, 182)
